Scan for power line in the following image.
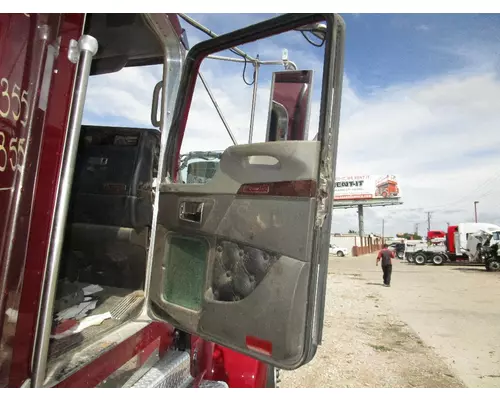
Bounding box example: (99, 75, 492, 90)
(428, 169, 500, 211)
(473, 185, 500, 202)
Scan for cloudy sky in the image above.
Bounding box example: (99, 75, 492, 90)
(83, 13, 500, 237)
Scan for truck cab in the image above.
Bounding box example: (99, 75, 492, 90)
(464, 229, 500, 261)
(0, 13, 346, 388)
(447, 223, 500, 257)
(375, 176, 399, 198)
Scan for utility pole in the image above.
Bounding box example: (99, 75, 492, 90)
(474, 201, 479, 223)
(427, 212, 432, 232)
(382, 218, 385, 242)
(357, 204, 364, 245)
(414, 222, 419, 236)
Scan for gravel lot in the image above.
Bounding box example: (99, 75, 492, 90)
(280, 254, 500, 388)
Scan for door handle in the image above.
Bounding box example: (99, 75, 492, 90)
(179, 201, 204, 224)
(151, 80, 162, 128)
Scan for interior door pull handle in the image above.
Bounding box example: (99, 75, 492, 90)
(179, 201, 204, 224)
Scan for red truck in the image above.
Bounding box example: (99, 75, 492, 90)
(0, 13, 346, 388)
(375, 177, 399, 198)
(427, 230, 446, 241)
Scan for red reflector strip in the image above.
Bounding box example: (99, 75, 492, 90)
(240, 183, 270, 194)
(246, 336, 273, 356)
(237, 180, 316, 197)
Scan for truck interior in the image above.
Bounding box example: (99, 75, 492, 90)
(47, 13, 314, 378)
(43, 12, 344, 383)
(48, 14, 167, 378)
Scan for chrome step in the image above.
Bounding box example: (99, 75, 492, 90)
(132, 350, 192, 388)
(198, 380, 229, 388)
(131, 349, 229, 388)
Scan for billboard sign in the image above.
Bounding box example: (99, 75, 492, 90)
(334, 175, 401, 201)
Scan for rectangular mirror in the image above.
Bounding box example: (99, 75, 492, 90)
(145, 13, 345, 370)
(266, 69, 313, 142)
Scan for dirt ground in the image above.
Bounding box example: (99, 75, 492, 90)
(280, 254, 500, 388)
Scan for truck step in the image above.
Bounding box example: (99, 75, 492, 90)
(131, 350, 229, 388)
(198, 380, 229, 388)
(132, 350, 192, 388)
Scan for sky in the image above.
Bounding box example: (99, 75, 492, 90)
(83, 13, 500, 237)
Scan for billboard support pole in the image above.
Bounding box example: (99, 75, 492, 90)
(358, 204, 364, 245)
(382, 218, 385, 247)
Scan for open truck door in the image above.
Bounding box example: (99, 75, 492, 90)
(145, 14, 345, 370)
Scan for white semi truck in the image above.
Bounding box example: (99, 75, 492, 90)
(406, 222, 500, 269)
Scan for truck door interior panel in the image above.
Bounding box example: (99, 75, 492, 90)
(145, 13, 345, 370)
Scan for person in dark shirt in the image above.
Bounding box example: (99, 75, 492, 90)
(376, 244, 395, 287)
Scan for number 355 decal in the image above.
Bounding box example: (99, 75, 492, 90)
(0, 131, 25, 172)
(0, 77, 29, 127)
(0, 76, 31, 175)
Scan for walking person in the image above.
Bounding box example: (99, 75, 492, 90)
(376, 244, 395, 287)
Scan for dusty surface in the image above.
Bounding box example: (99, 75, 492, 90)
(281, 254, 500, 388)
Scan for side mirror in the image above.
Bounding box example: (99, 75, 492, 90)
(266, 70, 314, 142)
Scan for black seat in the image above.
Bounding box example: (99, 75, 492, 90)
(62, 125, 160, 289)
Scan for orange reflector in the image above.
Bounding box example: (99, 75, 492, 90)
(245, 336, 273, 356)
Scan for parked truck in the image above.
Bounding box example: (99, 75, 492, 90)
(403, 239, 427, 262)
(463, 229, 500, 271)
(427, 230, 446, 241)
(405, 223, 500, 269)
(484, 232, 500, 271)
